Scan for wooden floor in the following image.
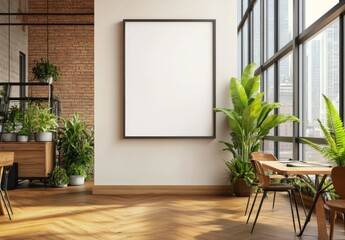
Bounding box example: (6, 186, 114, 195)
(0, 181, 344, 240)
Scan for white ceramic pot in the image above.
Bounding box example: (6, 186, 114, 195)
(35, 132, 53, 142)
(17, 135, 29, 142)
(69, 175, 85, 186)
(2, 133, 17, 142)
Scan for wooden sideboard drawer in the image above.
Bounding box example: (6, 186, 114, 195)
(0, 142, 55, 178)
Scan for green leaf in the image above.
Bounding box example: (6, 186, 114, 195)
(244, 75, 260, 100)
(241, 63, 257, 87)
(230, 77, 248, 112)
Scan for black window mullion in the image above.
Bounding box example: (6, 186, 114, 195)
(292, 0, 300, 159)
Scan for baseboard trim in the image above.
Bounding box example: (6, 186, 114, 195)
(92, 185, 233, 195)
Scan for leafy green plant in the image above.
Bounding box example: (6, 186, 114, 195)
(58, 113, 94, 179)
(49, 166, 69, 187)
(67, 163, 87, 177)
(301, 95, 345, 166)
(214, 63, 299, 185)
(226, 157, 255, 185)
(4, 105, 21, 133)
(32, 58, 60, 82)
(31, 106, 58, 133)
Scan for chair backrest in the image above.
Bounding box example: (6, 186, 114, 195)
(331, 166, 345, 199)
(0, 152, 14, 167)
(250, 159, 270, 187)
(251, 152, 277, 161)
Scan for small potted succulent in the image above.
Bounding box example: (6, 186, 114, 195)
(49, 166, 69, 187)
(32, 58, 60, 84)
(67, 163, 87, 186)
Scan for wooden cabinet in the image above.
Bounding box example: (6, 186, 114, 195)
(0, 142, 55, 178)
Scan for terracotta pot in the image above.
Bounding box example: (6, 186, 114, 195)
(234, 178, 252, 197)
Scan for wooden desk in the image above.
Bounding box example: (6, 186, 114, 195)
(261, 161, 332, 240)
(0, 152, 14, 216)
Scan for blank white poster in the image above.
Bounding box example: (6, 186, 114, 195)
(124, 20, 215, 138)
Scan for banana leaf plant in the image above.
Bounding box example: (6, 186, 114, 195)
(214, 63, 299, 185)
(301, 95, 345, 166)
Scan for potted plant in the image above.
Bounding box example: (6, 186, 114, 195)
(31, 106, 58, 142)
(67, 162, 87, 186)
(2, 105, 20, 142)
(301, 95, 345, 167)
(17, 108, 31, 142)
(32, 58, 60, 84)
(214, 63, 299, 196)
(49, 166, 69, 187)
(58, 112, 94, 181)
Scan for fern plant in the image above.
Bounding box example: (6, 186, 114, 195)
(301, 95, 345, 166)
(214, 63, 299, 185)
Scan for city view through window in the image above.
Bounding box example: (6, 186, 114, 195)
(238, 0, 341, 162)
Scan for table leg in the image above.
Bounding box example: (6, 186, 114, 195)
(297, 174, 328, 237)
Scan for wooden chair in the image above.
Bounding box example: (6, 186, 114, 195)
(246, 152, 307, 216)
(247, 159, 301, 233)
(0, 152, 14, 220)
(325, 166, 345, 240)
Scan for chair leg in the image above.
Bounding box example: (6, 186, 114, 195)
(272, 191, 276, 209)
(329, 209, 336, 240)
(298, 188, 307, 217)
(245, 185, 252, 216)
(251, 191, 266, 233)
(287, 191, 296, 232)
(291, 189, 301, 232)
(246, 190, 259, 224)
(0, 189, 11, 220)
(4, 171, 13, 215)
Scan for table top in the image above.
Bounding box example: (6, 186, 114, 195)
(261, 160, 332, 175)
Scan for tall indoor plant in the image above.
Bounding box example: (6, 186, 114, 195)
(58, 113, 94, 183)
(214, 63, 299, 196)
(301, 95, 345, 166)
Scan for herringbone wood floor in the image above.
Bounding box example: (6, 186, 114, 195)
(0, 181, 344, 240)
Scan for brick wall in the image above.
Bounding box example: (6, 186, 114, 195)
(28, 0, 94, 127)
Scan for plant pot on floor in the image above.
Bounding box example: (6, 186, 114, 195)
(69, 175, 85, 186)
(35, 132, 53, 142)
(2, 133, 17, 142)
(233, 178, 252, 197)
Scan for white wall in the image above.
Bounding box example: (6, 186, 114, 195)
(95, 0, 236, 186)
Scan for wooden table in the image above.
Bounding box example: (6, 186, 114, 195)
(0, 152, 14, 216)
(261, 160, 332, 240)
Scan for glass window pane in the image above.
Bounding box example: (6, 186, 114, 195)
(302, 0, 338, 31)
(265, 0, 275, 60)
(237, 0, 242, 25)
(242, 20, 249, 69)
(301, 144, 327, 163)
(264, 141, 275, 155)
(278, 142, 293, 160)
(265, 66, 275, 136)
(243, 0, 248, 16)
(301, 20, 339, 138)
(237, 32, 242, 79)
(278, 53, 293, 136)
(278, 0, 292, 48)
(252, 0, 261, 65)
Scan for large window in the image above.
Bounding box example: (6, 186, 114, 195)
(238, 0, 344, 161)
